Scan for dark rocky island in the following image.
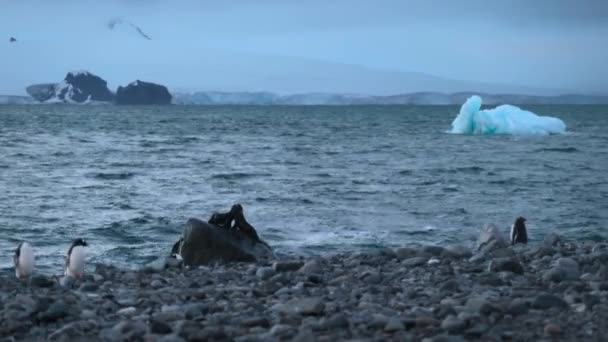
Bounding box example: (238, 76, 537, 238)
(116, 80, 172, 105)
(26, 71, 114, 104)
(24, 71, 172, 105)
(1, 215, 608, 341)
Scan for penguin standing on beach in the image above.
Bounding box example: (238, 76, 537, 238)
(65, 238, 88, 279)
(511, 217, 528, 245)
(170, 237, 184, 260)
(14, 242, 35, 278)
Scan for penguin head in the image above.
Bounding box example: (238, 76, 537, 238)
(515, 217, 526, 225)
(72, 238, 88, 247)
(231, 203, 243, 215)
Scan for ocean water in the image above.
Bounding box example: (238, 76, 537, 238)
(1, 104, 607, 272)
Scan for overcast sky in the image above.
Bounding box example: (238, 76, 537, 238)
(1, 0, 607, 95)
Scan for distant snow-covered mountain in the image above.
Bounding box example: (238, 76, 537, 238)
(172, 91, 608, 105)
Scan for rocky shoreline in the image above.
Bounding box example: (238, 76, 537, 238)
(2, 233, 608, 341)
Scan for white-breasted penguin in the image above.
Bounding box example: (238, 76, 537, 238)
(510, 217, 528, 245)
(65, 238, 88, 279)
(170, 237, 184, 260)
(14, 242, 35, 278)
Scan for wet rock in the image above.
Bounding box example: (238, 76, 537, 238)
(443, 245, 473, 259)
(544, 323, 562, 337)
(30, 275, 55, 288)
(441, 315, 466, 333)
(532, 294, 569, 310)
(543, 257, 580, 282)
(477, 223, 507, 251)
(178, 218, 272, 266)
(488, 257, 524, 274)
(395, 247, 419, 260)
(256, 267, 275, 280)
(292, 328, 316, 342)
(300, 259, 323, 275)
(544, 233, 562, 247)
(422, 245, 445, 256)
(379, 317, 400, 332)
(150, 319, 173, 334)
(39, 301, 69, 322)
(273, 261, 304, 272)
(402, 256, 428, 267)
(79, 282, 99, 292)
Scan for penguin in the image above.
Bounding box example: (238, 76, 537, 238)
(13, 242, 35, 278)
(170, 237, 184, 260)
(511, 217, 528, 245)
(65, 238, 88, 279)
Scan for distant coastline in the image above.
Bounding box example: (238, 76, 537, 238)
(3, 91, 607, 106)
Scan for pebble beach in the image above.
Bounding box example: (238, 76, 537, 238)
(2, 233, 608, 341)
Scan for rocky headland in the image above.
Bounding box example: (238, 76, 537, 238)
(1, 225, 607, 341)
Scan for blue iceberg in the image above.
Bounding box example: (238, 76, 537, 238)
(450, 95, 566, 135)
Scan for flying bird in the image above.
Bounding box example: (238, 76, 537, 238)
(107, 18, 152, 40)
(9, 37, 17, 43)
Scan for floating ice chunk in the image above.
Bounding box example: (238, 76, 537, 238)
(450, 95, 566, 135)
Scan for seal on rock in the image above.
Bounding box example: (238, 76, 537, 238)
(511, 217, 528, 245)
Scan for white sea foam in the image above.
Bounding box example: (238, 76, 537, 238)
(450, 95, 566, 135)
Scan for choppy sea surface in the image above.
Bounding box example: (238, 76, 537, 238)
(1, 104, 607, 272)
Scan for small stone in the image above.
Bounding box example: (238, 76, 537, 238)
(443, 245, 472, 259)
(240, 317, 270, 328)
(150, 319, 173, 334)
(92, 273, 104, 282)
(441, 315, 466, 333)
(532, 294, 568, 310)
(293, 297, 325, 315)
(544, 233, 562, 247)
(270, 324, 294, 338)
(292, 328, 315, 342)
(544, 323, 562, 336)
(117, 307, 137, 316)
(402, 256, 428, 267)
(416, 316, 439, 327)
(440, 279, 461, 292)
(273, 260, 304, 272)
(39, 302, 69, 322)
(144, 257, 167, 272)
(422, 245, 445, 256)
(429, 335, 466, 342)
(427, 258, 441, 265)
(300, 259, 323, 274)
(157, 336, 186, 342)
(321, 313, 349, 329)
(488, 257, 524, 274)
(465, 297, 491, 313)
(30, 275, 55, 288)
(59, 276, 75, 288)
(395, 247, 418, 260)
(507, 299, 529, 316)
(79, 283, 99, 292)
(256, 267, 276, 280)
(384, 317, 404, 332)
(150, 279, 164, 289)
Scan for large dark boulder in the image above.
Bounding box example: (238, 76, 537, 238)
(177, 218, 273, 266)
(25, 71, 114, 103)
(116, 80, 172, 105)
